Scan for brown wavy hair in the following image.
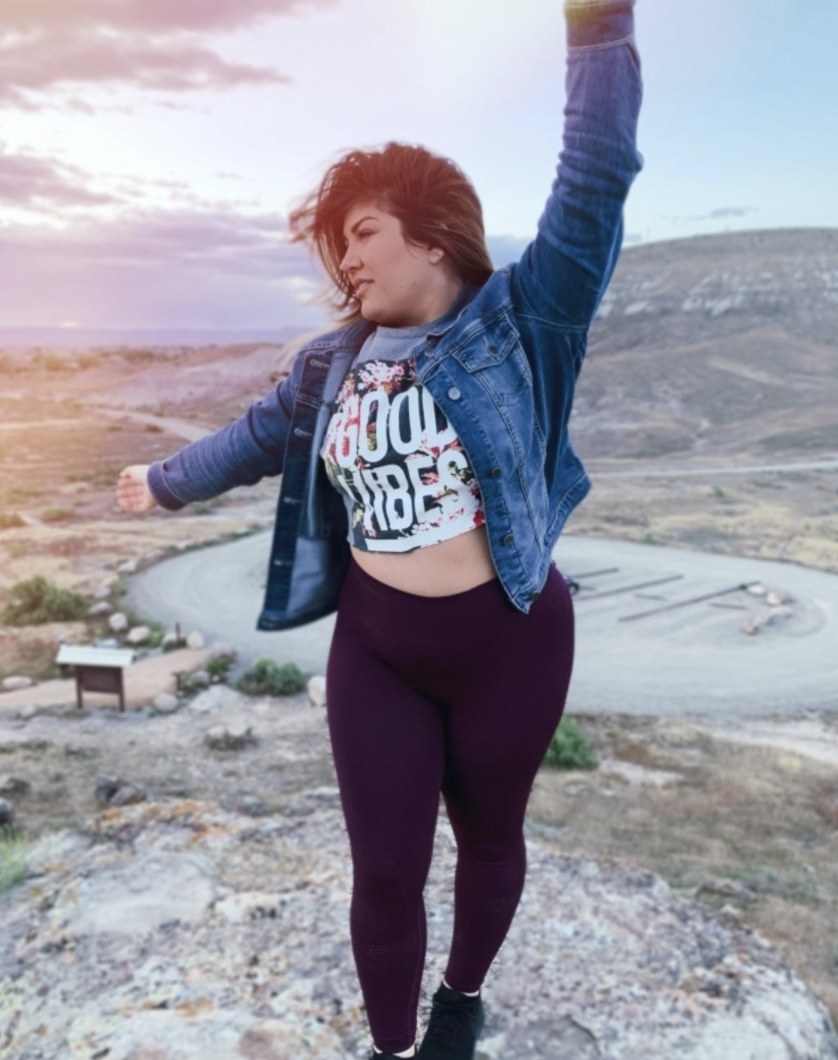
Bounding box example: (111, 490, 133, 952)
(288, 142, 494, 320)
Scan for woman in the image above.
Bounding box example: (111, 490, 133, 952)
(116, 2, 642, 1056)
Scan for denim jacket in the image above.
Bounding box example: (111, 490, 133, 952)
(148, 0, 643, 631)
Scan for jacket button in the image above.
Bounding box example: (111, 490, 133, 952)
(489, 466, 502, 478)
(501, 532, 514, 546)
(447, 386, 461, 400)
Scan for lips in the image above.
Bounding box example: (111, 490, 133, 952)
(354, 279, 372, 297)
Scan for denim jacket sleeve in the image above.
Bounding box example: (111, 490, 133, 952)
(511, 0, 643, 329)
(146, 354, 302, 510)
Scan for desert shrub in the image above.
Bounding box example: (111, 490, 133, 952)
(207, 655, 234, 680)
(237, 659, 305, 697)
(145, 624, 167, 649)
(543, 716, 597, 771)
(43, 354, 66, 372)
(2, 574, 90, 625)
(0, 513, 24, 531)
(0, 825, 27, 894)
(41, 507, 73, 523)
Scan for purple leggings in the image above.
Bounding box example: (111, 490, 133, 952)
(325, 555, 575, 1053)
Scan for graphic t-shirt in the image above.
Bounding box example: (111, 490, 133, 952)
(319, 322, 485, 553)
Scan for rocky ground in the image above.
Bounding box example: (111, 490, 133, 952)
(1, 686, 837, 1060)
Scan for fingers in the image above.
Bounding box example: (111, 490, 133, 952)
(115, 465, 157, 512)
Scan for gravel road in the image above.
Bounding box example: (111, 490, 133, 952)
(126, 532, 838, 718)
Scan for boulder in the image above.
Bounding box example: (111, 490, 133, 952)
(2, 676, 33, 692)
(0, 776, 32, 797)
(108, 612, 128, 634)
(307, 674, 327, 708)
(204, 724, 257, 751)
(152, 693, 179, 714)
(125, 625, 151, 645)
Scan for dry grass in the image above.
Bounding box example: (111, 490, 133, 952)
(530, 717, 838, 1024)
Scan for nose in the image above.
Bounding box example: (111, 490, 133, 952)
(340, 242, 359, 275)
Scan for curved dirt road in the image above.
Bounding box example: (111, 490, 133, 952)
(126, 533, 838, 718)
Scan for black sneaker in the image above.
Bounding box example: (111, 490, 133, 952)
(417, 982, 485, 1059)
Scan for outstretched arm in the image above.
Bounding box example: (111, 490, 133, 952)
(116, 357, 302, 513)
(512, 0, 643, 329)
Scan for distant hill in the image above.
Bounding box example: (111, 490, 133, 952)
(0, 326, 306, 350)
(574, 227, 838, 461)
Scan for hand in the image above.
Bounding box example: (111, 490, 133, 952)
(116, 465, 158, 513)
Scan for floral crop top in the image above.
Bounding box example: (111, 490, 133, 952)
(320, 335, 486, 553)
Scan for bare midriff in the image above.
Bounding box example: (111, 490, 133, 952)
(349, 524, 498, 596)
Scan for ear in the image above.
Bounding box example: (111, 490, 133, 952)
(428, 247, 445, 265)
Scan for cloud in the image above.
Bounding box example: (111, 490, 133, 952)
(0, 197, 328, 329)
(1, 0, 335, 37)
(671, 207, 758, 224)
(0, 0, 334, 110)
(0, 32, 290, 109)
(0, 146, 121, 209)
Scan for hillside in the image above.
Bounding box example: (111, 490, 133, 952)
(575, 227, 838, 462)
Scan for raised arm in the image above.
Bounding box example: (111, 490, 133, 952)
(512, 0, 643, 328)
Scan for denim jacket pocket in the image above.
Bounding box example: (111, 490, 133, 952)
(449, 317, 532, 405)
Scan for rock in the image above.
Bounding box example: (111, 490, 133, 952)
(747, 583, 767, 596)
(0, 776, 32, 797)
(15, 705, 40, 721)
(117, 559, 137, 574)
(208, 642, 237, 662)
(87, 601, 113, 617)
(204, 724, 257, 751)
(2, 676, 33, 691)
(162, 631, 185, 649)
(109, 784, 146, 807)
(94, 777, 146, 808)
(108, 612, 128, 634)
(152, 693, 179, 714)
(222, 793, 270, 818)
(125, 625, 151, 645)
(93, 581, 114, 600)
(186, 631, 205, 650)
(766, 591, 785, 606)
(189, 670, 211, 689)
(0, 798, 14, 825)
(214, 891, 280, 924)
(308, 674, 327, 707)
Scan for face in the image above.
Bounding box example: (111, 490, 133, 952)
(339, 201, 447, 327)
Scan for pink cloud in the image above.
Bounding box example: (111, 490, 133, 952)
(0, 0, 335, 110)
(0, 147, 120, 208)
(1, 0, 335, 36)
(0, 34, 289, 108)
(0, 201, 325, 329)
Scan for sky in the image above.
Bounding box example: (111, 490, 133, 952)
(1, 0, 837, 333)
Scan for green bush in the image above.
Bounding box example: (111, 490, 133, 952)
(0, 825, 27, 894)
(207, 655, 234, 680)
(0, 512, 25, 531)
(543, 716, 597, 771)
(2, 575, 90, 626)
(237, 659, 305, 697)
